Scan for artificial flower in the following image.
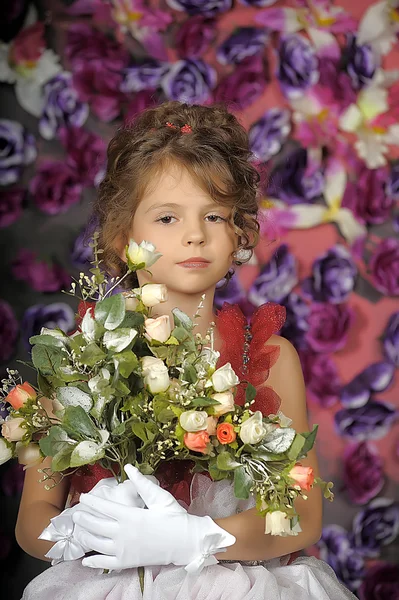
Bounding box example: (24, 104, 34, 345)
(183, 430, 210, 454)
(209, 363, 240, 393)
(5, 382, 36, 410)
(144, 315, 171, 343)
(211, 391, 235, 416)
(179, 410, 208, 432)
(239, 411, 266, 445)
(1, 417, 26, 442)
(216, 422, 236, 444)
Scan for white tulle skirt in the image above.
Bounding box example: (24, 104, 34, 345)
(22, 474, 356, 600)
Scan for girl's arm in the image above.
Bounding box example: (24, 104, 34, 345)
(214, 335, 323, 562)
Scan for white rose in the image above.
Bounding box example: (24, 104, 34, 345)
(212, 391, 235, 415)
(145, 315, 171, 343)
(140, 284, 168, 308)
(210, 363, 240, 392)
(179, 410, 208, 432)
(264, 511, 302, 536)
(126, 240, 162, 269)
(16, 442, 44, 470)
(239, 411, 266, 445)
(141, 356, 170, 394)
(1, 417, 26, 442)
(0, 438, 13, 466)
(122, 293, 139, 311)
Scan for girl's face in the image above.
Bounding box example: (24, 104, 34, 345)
(129, 163, 237, 296)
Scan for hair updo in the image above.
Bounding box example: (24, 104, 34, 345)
(93, 101, 261, 287)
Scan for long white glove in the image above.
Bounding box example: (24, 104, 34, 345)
(72, 464, 236, 574)
(39, 475, 153, 565)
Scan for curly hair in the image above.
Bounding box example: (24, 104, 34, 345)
(93, 101, 261, 287)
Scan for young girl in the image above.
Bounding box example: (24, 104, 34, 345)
(17, 101, 356, 599)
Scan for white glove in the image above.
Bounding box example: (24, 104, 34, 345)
(72, 464, 236, 574)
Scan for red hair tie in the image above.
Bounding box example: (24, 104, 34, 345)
(166, 121, 192, 134)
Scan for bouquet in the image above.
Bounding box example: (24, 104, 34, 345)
(0, 234, 333, 560)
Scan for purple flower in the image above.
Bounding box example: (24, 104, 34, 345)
(266, 148, 324, 204)
(369, 238, 399, 296)
(66, 23, 129, 69)
(352, 498, 399, 558)
(58, 127, 106, 188)
(359, 562, 399, 600)
(238, 0, 278, 5)
(39, 73, 89, 140)
(161, 59, 216, 104)
(124, 90, 159, 125)
(318, 525, 365, 592)
(343, 442, 385, 505)
(386, 161, 399, 200)
(71, 228, 94, 269)
(299, 350, 341, 408)
(121, 60, 169, 93)
(216, 27, 269, 65)
(343, 34, 379, 90)
(279, 292, 309, 348)
(341, 362, 395, 408)
(248, 244, 297, 305)
(306, 303, 353, 353)
(0, 119, 36, 185)
(165, 0, 232, 17)
(21, 303, 76, 351)
(213, 55, 267, 110)
(335, 400, 398, 441)
(315, 57, 356, 112)
(29, 161, 82, 215)
(1, 461, 24, 497)
(277, 34, 319, 98)
(175, 16, 215, 59)
(249, 108, 291, 163)
(0, 300, 19, 363)
(342, 166, 393, 226)
(214, 276, 255, 317)
(382, 311, 399, 367)
(0, 188, 25, 228)
(302, 245, 357, 304)
(11, 249, 71, 293)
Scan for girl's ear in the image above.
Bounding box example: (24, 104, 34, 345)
(114, 234, 128, 263)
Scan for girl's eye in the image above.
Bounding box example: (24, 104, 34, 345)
(206, 214, 227, 223)
(156, 215, 176, 224)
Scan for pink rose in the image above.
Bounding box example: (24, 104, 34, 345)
(342, 167, 394, 226)
(144, 315, 171, 343)
(2, 417, 26, 442)
(306, 303, 354, 353)
(175, 16, 215, 59)
(124, 90, 159, 125)
(300, 350, 341, 408)
(58, 126, 106, 187)
(289, 464, 315, 491)
(9, 22, 45, 66)
(5, 382, 36, 410)
(343, 442, 384, 505)
(184, 430, 210, 454)
(213, 55, 267, 110)
(206, 416, 218, 436)
(369, 238, 399, 296)
(29, 161, 82, 215)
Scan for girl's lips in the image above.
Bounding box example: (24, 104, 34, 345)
(177, 262, 210, 269)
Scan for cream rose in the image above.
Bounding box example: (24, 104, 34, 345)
(141, 356, 170, 394)
(212, 391, 235, 415)
(264, 511, 302, 536)
(126, 240, 162, 269)
(140, 284, 168, 308)
(210, 363, 240, 392)
(16, 442, 44, 470)
(2, 417, 26, 442)
(122, 293, 139, 311)
(206, 416, 218, 436)
(179, 410, 208, 432)
(0, 438, 13, 466)
(144, 315, 171, 343)
(239, 411, 266, 445)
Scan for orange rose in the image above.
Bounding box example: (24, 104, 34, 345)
(216, 422, 236, 445)
(6, 382, 36, 410)
(289, 464, 315, 491)
(184, 430, 210, 454)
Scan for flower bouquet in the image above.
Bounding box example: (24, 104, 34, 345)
(0, 235, 333, 579)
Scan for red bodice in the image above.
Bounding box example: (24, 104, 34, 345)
(68, 302, 286, 506)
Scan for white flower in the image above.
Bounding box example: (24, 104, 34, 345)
(39, 506, 88, 566)
(122, 293, 139, 311)
(141, 356, 170, 394)
(126, 240, 162, 269)
(239, 411, 266, 445)
(88, 369, 111, 394)
(179, 410, 208, 432)
(264, 511, 302, 536)
(0, 438, 12, 466)
(80, 308, 100, 343)
(16, 442, 43, 470)
(209, 363, 240, 392)
(144, 315, 171, 343)
(212, 391, 235, 416)
(140, 284, 168, 307)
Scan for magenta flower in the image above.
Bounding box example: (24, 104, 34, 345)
(29, 161, 83, 215)
(58, 127, 106, 188)
(306, 303, 353, 353)
(0, 299, 19, 363)
(11, 249, 71, 293)
(299, 350, 341, 408)
(369, 238, 399, 296)
(0, 188, 25, 228)
(359, 562, 399, 600)
(342, 166, 394, 226)
(343, 442, 385, 505)
(213, 55, 267, 110)
(124, 90, 159, 125)
(175, 16, 215, 59)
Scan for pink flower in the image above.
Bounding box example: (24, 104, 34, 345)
(343, 442, 384, 505)
(213, 55, 267, 110)
(11, 248, 71, 292)
(175, 16, 215, 59)
(2, 417, 26, 442)
(124, 90, 159, 125)
(306, 303, 354, 353)
(0, 188, 25, 228)
(184, 431, 210, 454)
(299, 350, 341, 408)
(342, 166, 393, 226)
(29, 161, 82, 215)
(369, 238, 399, 297)
(5, 382, 36, 410)
(58, 127, 106, 187)
(9, 22, 45, 66)
(289, 464, 315, 491)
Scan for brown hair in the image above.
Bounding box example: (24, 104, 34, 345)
(93, 100, 261, 287)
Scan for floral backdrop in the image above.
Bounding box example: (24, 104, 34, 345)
(1, 0, 399, 598)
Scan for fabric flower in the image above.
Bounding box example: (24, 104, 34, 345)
(180, 410, 208, 432)
(21, 303, 76, 351)
(369, 238, 399, 296)
(39, 72, 89, 140)
(11, 249, 71, 293)
(213, 55, 267, 111)
(358, 562, 399, 600)
(351, 498, 399, 558)
(214, 275, 246, 309)
(161, 58, 216, 104)
(248, 244, 298, 305)
(318, 524, 365, 592)
(335, 400, 398, 441)
(386, 161, 399, 200)
(121, 60, 169, 94)
(5, 381, 36, 410)
(299, 350, 341, 408)
(343, 442, 385, 505)
(277, 34, 319, 98)
(305, 303, 353, 353)
(0, 119, 36, 186)
(0, 299, 19, 363)
(175, 16, 215, 59)
(382, 311, 399, 367)
(249, 108, 291, 163)
(66, 23, 129, 69)
(71, 227, 94, 269)
(39, 507, 88, 566)
(342, 166, 394, 226)
(279, 293, 309, 348)
(302, 245, 357, 304)
(58, 127, 106, 188)
(183, 430, 210, 453)
(340, 362, 395, 409)
(124, 90, 159, 125)
(216, 27, 269, 65)
(165, 0, 232, 17)
(343, 34, 379, 90)
(0, 188, 25, 228)
(29, 161, 82, 215)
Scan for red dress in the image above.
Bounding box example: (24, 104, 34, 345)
(68, 302, 286, 506)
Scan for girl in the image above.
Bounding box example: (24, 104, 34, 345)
(17, 101, 356, 599)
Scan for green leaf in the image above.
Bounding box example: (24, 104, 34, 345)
(70, 441, 105, 468)
(62, 405, 100, 441)
(245, 383, 257, 403)
(286, 433, 306, 461)
(31, 345, 64, 377)
(299, 424, 318, 457)
(95, 294, 126, 331)
(29, 334, 65, 348)
(158, 408, 176, 423)
(37, 373, 53, 397)
(262, 427, 296, 454)
(79, 343, 106, 367)
(103, 328, 137, 352)
(190, 396, 221, 407)
(132, 421, 156, 443)
(216, 451, 242, 471)
(209, 461, 229, 481)
(183, 365, 197, 384)
(57, 386, 93, 412)
(113, 350, 139, 378)
(115, 378, 130, 396)
(234, 466, 253, 500)
(120, 311, 145, 330)
(52, 447, 74, 471)
(39, 426, 76, 457)
(171, 327, 190, 343)
(172, 308, 193, 331)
